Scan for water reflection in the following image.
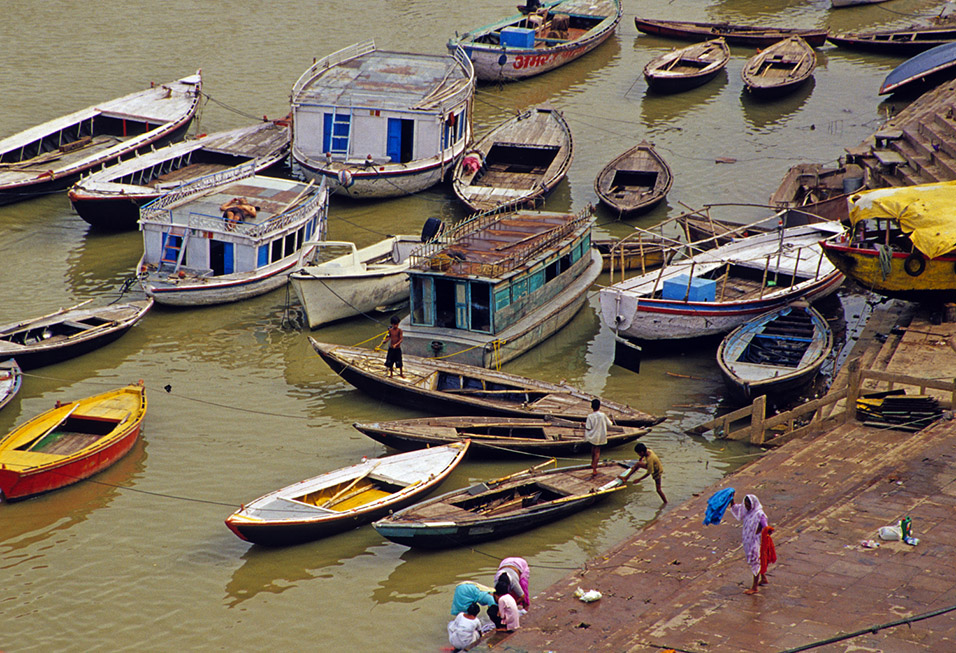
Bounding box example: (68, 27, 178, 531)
(741, 78, 816, 132)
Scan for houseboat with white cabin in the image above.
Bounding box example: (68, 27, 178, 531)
(290, 40, 475, 199)
(137, 163, 328, 306)
(400, 206, 601, 368)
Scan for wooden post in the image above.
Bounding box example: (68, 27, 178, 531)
(846, 358, 861, 423)
(750, 395, 767, 445)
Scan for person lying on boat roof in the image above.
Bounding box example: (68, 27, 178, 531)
(220, 197, 259, 224)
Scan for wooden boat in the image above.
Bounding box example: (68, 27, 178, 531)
(137, 164, 329, 306)
(598, 221, 844, 341)
(0, 383, 146, 502)
(400, 207, 601, 367)
(820, 181, 956, 301)
(717, 303, 833, 404)
(677, 208, 824, 249)
(828, 26, 956, 56)
(224, 442, 468, 546)
(309, 339, 663, 427)
(291, 40, 474, 198)
(634, 17, 829, 48)
(769, 163, 859, 223)
(0, 72, 201, 206)
(0, 299, 153, 369)
(371, 460, 629, 548)
(352, 416, 646, 457)
(449, 0, 623, 83)
(594, 141, 673, 217)
(452, 105, 573, 213)
(643, 39, 730, 94)
(0, 360, 22, 412)
(831, 0, 893, 7)
(741, 36, 816, 98)
(594, 234, 674, 276)
(880, 41, 956, 95)
(68, 120, 291, 231)
(290, 235, 424, 328)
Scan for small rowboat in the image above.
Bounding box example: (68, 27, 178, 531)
(717, 303, 833, 404)
(827, 26, 956, 56)
(452, 105, 573, 213)
(372, 460, 629, 549)
(224, 441, 469, 546)
(310, 339, 663, 427)
(593, 235, 674, 276)
(352, 416, 646, 457)
(0, 383, 147, 502)
(741, 36, 816, 98)
(594, 141, 673, 217)
(880, 41, 956, 96)
(0, 360, 22, 412)
(643, 38, 730, 94)
(0, 299, 153, 370)
(450, 0, 623, 83)
(0, 72, 201, 206)
(634, 17, 829, 49)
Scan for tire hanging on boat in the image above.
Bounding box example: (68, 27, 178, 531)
(904, 253, 925, 277)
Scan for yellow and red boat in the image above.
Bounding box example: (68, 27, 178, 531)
(0, 383, 146, 502)
(821, 181, 956, 302)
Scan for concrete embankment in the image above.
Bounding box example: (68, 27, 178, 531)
(493, 302, 956, 652)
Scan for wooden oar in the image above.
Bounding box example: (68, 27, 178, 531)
(25, 403, 81, 452)
(319, 462, 379, 508)
(277, 178, 315, 215)
(0, 299, 94, 336)
(488, 458, 556, 487)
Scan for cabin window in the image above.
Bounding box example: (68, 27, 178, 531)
(271, 239, 283, 263)
(210, 240, 234, 276)
(471, 283, 491, 333)
(296, 227, 303, 250)
(284, 232, 296, 257)
(323, 112, 351, 154)
(258, 244, 269, 267)
(495, 288, 511, 311)
(432, 278, 459, 328)
(411, 277, 434, 326)
(387, 118, 414, 163)
(442, 110, 464, 150)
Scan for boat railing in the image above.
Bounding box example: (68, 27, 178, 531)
(408, 205, 594, 276)
(140, 162, 260, 223)
(292, 40, 376, 101)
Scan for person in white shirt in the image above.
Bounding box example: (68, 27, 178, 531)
(584, 398, 613, 476)
(447, 602, 483, 651)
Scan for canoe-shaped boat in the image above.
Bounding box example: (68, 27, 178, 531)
(310, 339, 663, 427)
(831, 0, 892, 7)
(0, 299, 153, 370)
(352, 416, 646, 457)
(599, 221, 845, 341)
(643, 38, 730, 94)
(68, 120, 291, 231)
(0, 383, 147, 502)
(828, 26, 956, 56)
(449, 0, 623, 83)
(717, 303, 833, 404)
(879, 41, 956, 95)
(0, 72, 201, 206)
(137, 164, 329, 306)
(372, 460, 629, 548)
(452, 105, 573, 213)
(634, 17, 829, 48)
(0, 360, 22, 412)
(290, 235, 424, 328)
(820, 181, 956, 301)
(224, 441, 469, 546)
(594, 141, 673, 217)
(741, 36, 816, 98)
(594, 235, 675, 276)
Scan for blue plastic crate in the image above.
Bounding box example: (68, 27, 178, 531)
(500, 26, 536, 49)
(662, 274, 716, 302)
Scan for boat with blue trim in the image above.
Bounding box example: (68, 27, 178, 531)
(137, 164, 328, 306)
(880, 41, 956, 95)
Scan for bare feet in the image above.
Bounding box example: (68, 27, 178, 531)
(744, 588, 758, 595)
(759, 578, 769, 586)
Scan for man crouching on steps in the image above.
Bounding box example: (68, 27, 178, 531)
(381, 315, 404, 378)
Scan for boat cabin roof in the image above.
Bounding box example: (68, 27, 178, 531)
(410, 209, 591, 279)
(295, 47, 471, 112)
(153, 176, 313, 228)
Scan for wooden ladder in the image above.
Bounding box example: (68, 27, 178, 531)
(160, 230, 189, 273)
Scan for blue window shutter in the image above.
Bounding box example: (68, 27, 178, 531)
(386, 118, 402, 161)
(323, 113, 332, 153)
(258, 244, 268, 267)
(223, 242, 234, 275)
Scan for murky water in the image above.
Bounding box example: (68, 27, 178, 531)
(0, 0, 938, 650)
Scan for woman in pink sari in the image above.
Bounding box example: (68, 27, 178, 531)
(729, 494, 769, 594)
(494, 557, 531, 609)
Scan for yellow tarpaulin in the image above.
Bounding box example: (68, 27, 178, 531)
(847, 181, 956, 259)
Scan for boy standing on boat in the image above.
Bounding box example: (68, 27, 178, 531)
(381, 315, 404, 378)
(585, 399, 613, 476)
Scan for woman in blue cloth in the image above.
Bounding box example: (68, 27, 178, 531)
(451, 581, 500, 627)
